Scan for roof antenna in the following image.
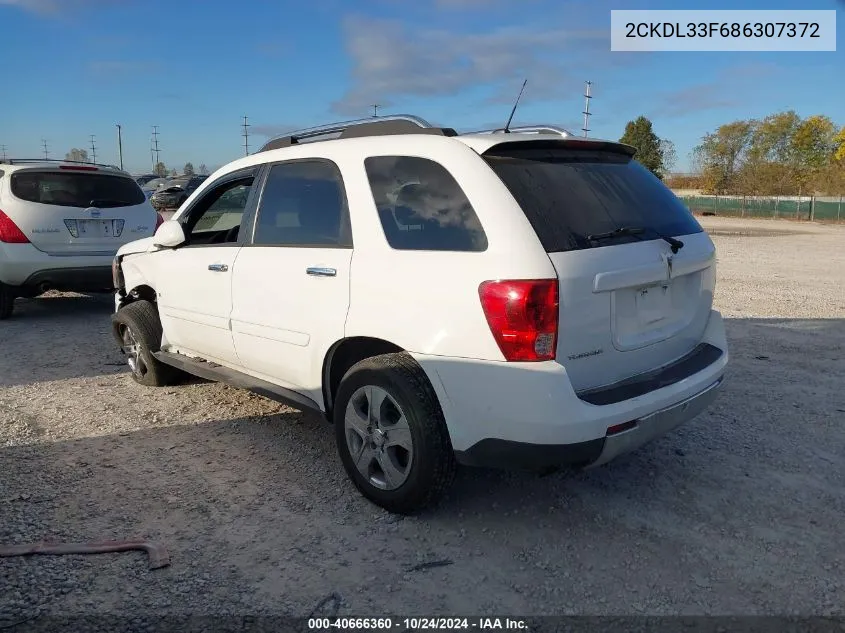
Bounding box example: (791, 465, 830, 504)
(503, 79, 527, 133)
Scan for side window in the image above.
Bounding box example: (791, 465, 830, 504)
(182, 177, 253, 245)
(252, 160, 351, 247)
(364, 156, 487, 252)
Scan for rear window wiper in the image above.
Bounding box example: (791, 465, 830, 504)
(587, 226, 684, 253)
(88, 199, 130, 208)
(660, 234, 684, 253)
(586, 226, 645, 242)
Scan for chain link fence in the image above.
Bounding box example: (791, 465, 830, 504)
(676, 194, 845, 222)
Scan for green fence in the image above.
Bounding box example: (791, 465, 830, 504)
(676, 195, 845, 222)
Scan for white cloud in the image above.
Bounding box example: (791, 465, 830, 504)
(0, 0, 124, 15)
(332, 15, 611, 115)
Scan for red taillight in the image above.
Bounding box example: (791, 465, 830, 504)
(155, 213, 164, 230)
(478, 279, 559, 362)
(0, 210, 30, 244)
(607, 420, 637, 436)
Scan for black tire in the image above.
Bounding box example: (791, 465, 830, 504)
(112, 300, 179, 387)
(333, 352, 456, 515)
(0, 283, 14, 320)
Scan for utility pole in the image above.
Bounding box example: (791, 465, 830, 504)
(151, 125, 160, 169)
(89, 134, 97, 164)
(371, 104, 380, 117)
(582, 80, 592, 138)
(0, 145, 6, 161)
(41, 139, 50, 159)
(116, 124, 124, 170)
(242, 115, 250, 156)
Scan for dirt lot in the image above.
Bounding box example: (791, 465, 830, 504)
(2, 216, 844, 623)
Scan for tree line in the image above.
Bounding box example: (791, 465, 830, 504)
(618, 112, 845, 197)
(64, 149, 208, 178)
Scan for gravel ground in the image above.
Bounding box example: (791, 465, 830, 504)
(1, 216, 844, 624)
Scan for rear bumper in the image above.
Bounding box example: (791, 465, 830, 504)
(21, 266, 113, 292)
(412, 309, 728, 470)
(590, 376, 722, 468)
(0, 243, 115, 289)
(455, 377, 723, 470)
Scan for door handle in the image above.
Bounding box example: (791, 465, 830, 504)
(208, 263, 229, 272)
(306, 266, 336, 277)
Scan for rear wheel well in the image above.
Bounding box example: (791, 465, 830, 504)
(323, 337, 404, 415)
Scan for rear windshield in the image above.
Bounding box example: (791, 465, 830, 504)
(10, 170, 145, 208)
(483, 145, 702, 253)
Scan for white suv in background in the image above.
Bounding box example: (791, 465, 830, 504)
(110, 116, 729, 514)
(0, 160, 161, 319)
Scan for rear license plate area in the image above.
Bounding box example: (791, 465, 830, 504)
(635, 282, 671, 327)
(77, 219, 118, 237)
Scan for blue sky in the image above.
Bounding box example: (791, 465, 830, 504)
(1, 0, 842, 174)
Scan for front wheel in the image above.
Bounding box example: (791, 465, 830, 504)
(333, 353, 456, 515)
(112, 300, 179, 387)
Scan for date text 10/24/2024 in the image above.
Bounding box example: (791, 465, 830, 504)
(308, 617, 529, 631)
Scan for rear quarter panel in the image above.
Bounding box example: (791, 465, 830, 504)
(334, 136, 557, 360)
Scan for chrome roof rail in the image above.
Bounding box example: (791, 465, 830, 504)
(257, 115, 458, 152)
(0, 157, 123, 170)
(463, 125, 574, 137)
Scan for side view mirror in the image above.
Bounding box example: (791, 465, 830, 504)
(153, 220, 186, 248)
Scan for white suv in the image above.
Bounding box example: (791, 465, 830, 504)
(0, 159, 161, 319)
(110, 116, 729, 514)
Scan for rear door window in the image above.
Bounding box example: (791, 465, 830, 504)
(252, 160, 352, 248)
(10, 171, 145, 208)
(364, 156, 487, 252)
(483, 143, 702, 253)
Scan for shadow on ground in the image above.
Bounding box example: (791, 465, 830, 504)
(1, 318, 844, 616)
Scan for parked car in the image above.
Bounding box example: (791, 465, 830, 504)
(141, 178, 170, 200)
(149, 175, 208, 211)
(110, 115, 728, 514)
(135, 174, 159, 187)
(0, 159, 163, 319)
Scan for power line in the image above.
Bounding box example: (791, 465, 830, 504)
(582, 80, 592, 138)
(242, 115, 250, 156)
(89, 134, 97, 164)
(116, 124, 124, 171)
(151, 125, 160, 169)
(41, 139, 50, 159)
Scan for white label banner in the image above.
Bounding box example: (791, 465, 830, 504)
(610, 10, 836, 52)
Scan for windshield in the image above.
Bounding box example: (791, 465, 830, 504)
(11, 170, 146, 208)
(143, 178, 168, 190)
(483, 144, 702, 253)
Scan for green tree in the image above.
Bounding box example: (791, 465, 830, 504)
(183, 162, 195, 175)
(620, 116, 664, 178)
(834, 127, 845, 162)
(198, 163, 209, 175)
(748, 111, 801, 164)
(694, 120, 756, 194)
(65, 148, 89, 163)
(784, 115, 836, 195)
(660, 139, 677, 175)
(153, 162, 168, 177)
(792, 115, 837, 170)
(170, 168, 178, 177)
